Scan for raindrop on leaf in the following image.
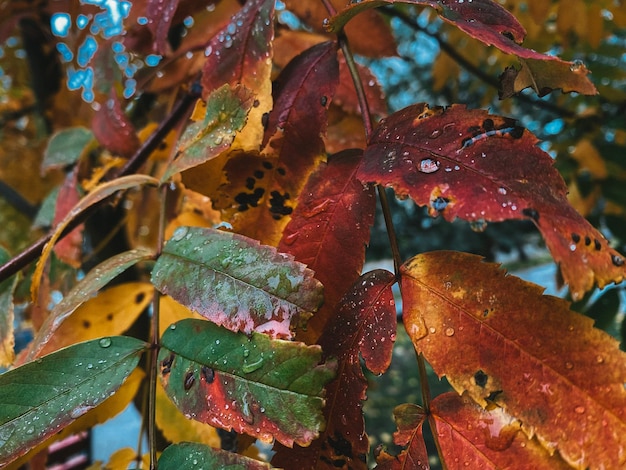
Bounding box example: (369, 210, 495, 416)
(98, 337, 112, 348)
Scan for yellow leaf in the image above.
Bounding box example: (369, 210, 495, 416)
(432, 52, 460, 92)
(571, 139, 607, 179)
(40, 282, 153, 356)
(156, 381, 220, 447)
(106, 447, 150, 470)
(159, 294, 204, 336)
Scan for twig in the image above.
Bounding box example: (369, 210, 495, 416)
(0, 86, 199, 283)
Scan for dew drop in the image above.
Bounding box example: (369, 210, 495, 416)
(417, 158, 440, 174)
(574, 405, 585, 414)
(169, 324, 177, 330)
(242, 357, 264, 373)
(429, 129, 442, 139)
(171, 226, 188, 241)
(98, 337, 112, 348)
(569, 59, 585, 72)
(565, 362, 574, 370)
(470, 219, 487, 232)
(611, 254, 624, 267)
(497, 187, 507, 195)
(445, 327, 455, 337)
(596, 355, 604, 364)
(428, 327, 436, 334)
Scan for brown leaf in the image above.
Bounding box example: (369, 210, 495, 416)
(357, 104, 626, 299)
(375, 403, 429, 470)
(401, 251, 626, 468)
(430, 393, 571, 469)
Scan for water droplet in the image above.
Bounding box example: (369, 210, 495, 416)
(428, 327, 436, 334)
(171, 226, 188, 241)
(569, 59, 585, 72)
(611, 254, 624, 267)
(497, 187, 507, 195)
(596, 355, 604, 364)
(417, 158, 440, 174)
(243, 349, 250, 357)
(565, 362, 574, 369)
(574, 405, 585, 414)
(98, 338, 112, 348)
(429, 129, 442, 139)
(282, 232, 299, 246)
(445, 327, 455, 337)
(170, 324, 177, 330)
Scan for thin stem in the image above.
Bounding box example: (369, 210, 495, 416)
(148, 184, 169, 469)
(0, 87, 198, 284)
(376, 187, 403, 277)
(416, 353, 432, 412)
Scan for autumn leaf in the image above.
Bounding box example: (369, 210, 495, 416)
(0, 247, 16, 367)
(0, 336, 146, 466)
(401, 251, 626, 468)
(429, 392, 571, 469)
(159, 318, 337, 447)
(327, 0, 596, 96)
(159, 442, 271, 470)
(273, 269, 396, 468)
(52, 169, 83, 268)
(278, 150, 376, 341)
(163, 85, 254, 181)
(358, 103, 626, 299)
(41, 126, 93, 172)
(38, 282, 153, 356)
(216, 41, 339, 246)
(375, 403, 429, 470)
(91, 89, 140, 158)
(26, 249, 154, 362)
(151, 226, 323, 339)
(145, 0, 181, 55)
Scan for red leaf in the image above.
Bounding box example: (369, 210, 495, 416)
(376, 404, 429, 470)
(278, 150, 376, 341)
(328, 0, 596, 96)
(358, 104, 626, 300)
(92, 90, 140, 158)
(145, 0, 180, 55)
(272, 269, 397, 468)
(201, 0, 275, 94)
(430, 393, 571, 469)
(53, 170, 82, 268)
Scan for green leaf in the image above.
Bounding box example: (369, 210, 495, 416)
(163, 85, 254, 181)
(42, 127, 93, 172)
(158, 442, 271, 470)
(159, 319, 336, 447)
(0, 247, 16, 367)
(26, 248, 154, 361)
(151, 227, 323, 340)
(0, 336, 146, 466)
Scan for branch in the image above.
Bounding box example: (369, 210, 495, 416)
(0, 86, 199, 283)
(383, 8, 576, 119)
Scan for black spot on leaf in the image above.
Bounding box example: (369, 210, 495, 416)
(184, 370, 196, 390)
(474, 370, 488, 387)
(135, 292, 145, 304)
(201, 366, 215, 384)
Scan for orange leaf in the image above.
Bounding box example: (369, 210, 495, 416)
(430, 393, 571, 469)
(401, 251, 626, 468)
(376, 403, 429, 470)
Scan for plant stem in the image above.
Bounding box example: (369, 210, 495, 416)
(148, 184, 168, 469)
(0, 87, 198, 284)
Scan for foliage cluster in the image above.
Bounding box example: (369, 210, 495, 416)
(1, 0, 626, 468)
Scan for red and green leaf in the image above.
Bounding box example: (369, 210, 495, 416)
(273, 269, 396, 468)
(375, 403, 429, 470)
(42, 127, 93, 172)
(158, 442, 271, 470)
(158, 318, 337, 447)
(151, 226, 323, 339)
(278, 150, 376, 341)
(430, 393, 571, 469)
(164, 85, 254, 181)
(0, 336, 146, 466)
(327, 0, 596, 96)
(216, 41, 339, 245)
(358, 104, 626, 299)
(401, 251, 626, 468)
(52, 169, 83, 268)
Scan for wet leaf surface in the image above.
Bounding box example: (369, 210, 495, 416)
(91, 89, 140, 158)
(401, 251, 626, 468)
(164, 85, 254, 181)
(159, 318, 337, 447)
(278, 150, 376, 341)
(430, 392, 571, 469)
(151, 227, 323, 339)
(273, 269, 396, 468)
(358, 104, 626, 299)
(375, 403, 429, 470)
(0, 336, 145, 466)
(328, 0, 596, 97)
(158, 442, 271, 470)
